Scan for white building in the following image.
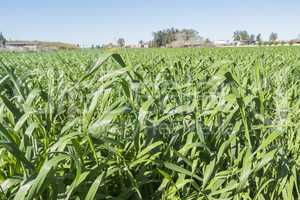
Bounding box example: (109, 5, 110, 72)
(214, 40, 232, 46)
(5, 41, 39, 51)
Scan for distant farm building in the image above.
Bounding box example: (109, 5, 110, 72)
(1, 41, 78, 51)
(214, 40, 232, 46)
(290, 39, 300, 45)
(167, 38, 206, 48)
(233, 40, 249, 46)
(6, 41, 39, 51)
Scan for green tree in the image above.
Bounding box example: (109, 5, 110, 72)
(152, 30, 164, 47)
(204, 38, 211, 44)
(233, 31, 241, 41)
(138, 40, 144, 48)
(117, 38, 125, 47)
(181, 29, 199, 41)
(256, 34, 262, 43)
(152, 28, 199, 47)
(239, 31, 250, 41)
(269, 32, 278, 42)
(233, 30, 250, 42)
(250, 34, 256, 44)
(0, 32, 6, 46)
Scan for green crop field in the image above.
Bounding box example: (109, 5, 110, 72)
(0, 47, 300, 199)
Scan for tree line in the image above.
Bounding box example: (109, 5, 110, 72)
(149, 29, 296, 47)
(104, 28, 206, 48)
(151, 28, 205, 47)
(233, 30, 279, 44)
(1, 30, 300, 49)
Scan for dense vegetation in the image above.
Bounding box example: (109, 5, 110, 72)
(0, 47, 300, 199)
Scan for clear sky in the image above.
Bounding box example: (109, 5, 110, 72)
(1, 0, 299, 45)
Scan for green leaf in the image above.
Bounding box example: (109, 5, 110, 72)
(138, 98, 153, 128)
(164, 162, 202, 181)
(202, 159, 216, 189)
(84, 171, 106, 200)
(26, 155, 69, 200)
(136, 141, 163, 159)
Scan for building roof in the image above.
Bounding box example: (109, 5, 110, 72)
(6, 41, 39, 45)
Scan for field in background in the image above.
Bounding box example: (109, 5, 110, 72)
(0, 47, 300, 199)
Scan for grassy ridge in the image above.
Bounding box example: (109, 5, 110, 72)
(0, 47, 300, 199)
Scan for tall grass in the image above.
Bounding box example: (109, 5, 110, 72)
(0, 47, 300, 199)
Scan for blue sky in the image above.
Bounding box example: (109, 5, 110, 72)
(1, 0, 299, 45)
